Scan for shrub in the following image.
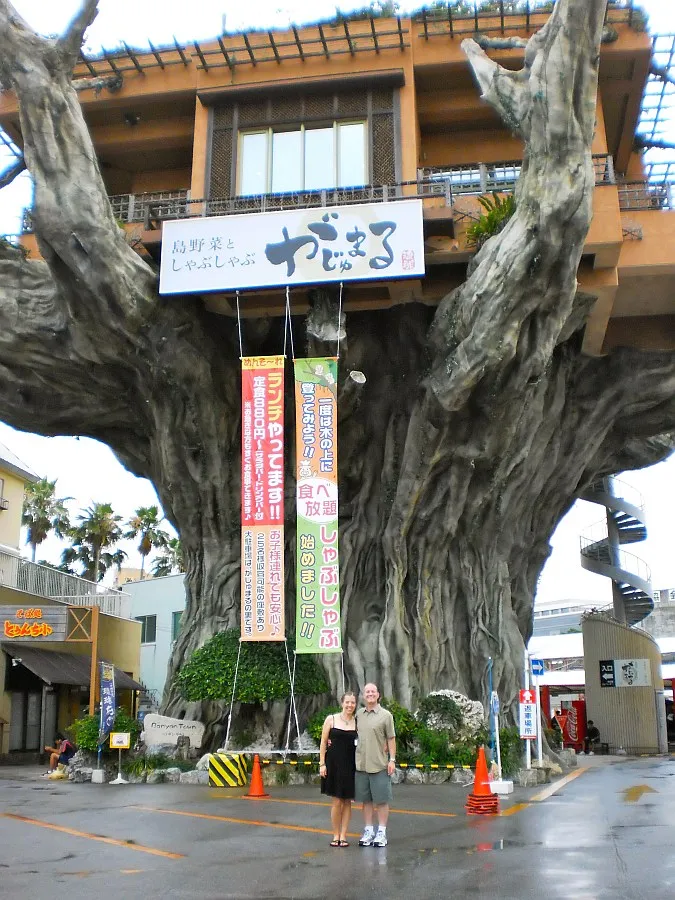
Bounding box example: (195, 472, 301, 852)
(174, 628, 329, 703)
(466, 192, 516, 250)
(416, 694, 463, 736)
(306, 705, 341, 743)
(68, 709, 141, 754)
(381, 699, 419, 761)
(498, 726, 523, 776)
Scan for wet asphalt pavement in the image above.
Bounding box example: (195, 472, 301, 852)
(1, 755, 674, 899)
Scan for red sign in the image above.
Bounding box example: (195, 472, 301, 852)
(240, 356, 285, 642)
(520, 689, 535, 704)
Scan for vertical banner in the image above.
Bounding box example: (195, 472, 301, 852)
(99, 662, 116, 739)
(241, 356, 285, 641)
(294, 358, 341, 654)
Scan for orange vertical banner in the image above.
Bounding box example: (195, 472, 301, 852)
(241, 356, 285, 641)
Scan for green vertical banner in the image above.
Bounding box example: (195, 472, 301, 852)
(294, 358, 341, 654)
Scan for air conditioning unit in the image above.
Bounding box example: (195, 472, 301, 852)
(0, 498, 9, 510)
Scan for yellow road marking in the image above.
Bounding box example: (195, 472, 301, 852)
(209, 796, 457, 818)
(530, 766, 589, 802)
(121, 869, 143, 874)
(623, 784, 657, 803)
(0, 813, 184, 859)
(499, 803, 529, 816)
(134, 805, 361, 837)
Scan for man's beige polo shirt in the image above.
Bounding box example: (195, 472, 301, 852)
(355, 705, 395, 773)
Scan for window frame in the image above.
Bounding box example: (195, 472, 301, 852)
(135, 614, 157, 645)
(236, 119, 368, 196)
(171, 611, 182, 643)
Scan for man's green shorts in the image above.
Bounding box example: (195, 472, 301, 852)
(355, 770, 393, 805)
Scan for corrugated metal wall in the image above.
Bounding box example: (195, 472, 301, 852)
(583, 614, 664, 753)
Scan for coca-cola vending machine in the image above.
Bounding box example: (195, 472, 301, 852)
(561, 699, 586, 752)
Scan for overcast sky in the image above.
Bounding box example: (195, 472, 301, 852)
(0, 0, 673, 598)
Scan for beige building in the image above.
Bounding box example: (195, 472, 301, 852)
(0, 441, 143, 758)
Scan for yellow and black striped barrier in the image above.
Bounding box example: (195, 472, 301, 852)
(208, 753, 248, 787)
(258, 759, 473, 771)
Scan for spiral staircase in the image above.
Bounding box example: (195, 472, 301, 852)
(579, 476, 653, 626)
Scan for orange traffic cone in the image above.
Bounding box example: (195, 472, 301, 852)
(465, 746, 499, 815)
(244, 753, 270, 799)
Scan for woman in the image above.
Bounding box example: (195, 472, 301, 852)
(319, 691, 357, 847)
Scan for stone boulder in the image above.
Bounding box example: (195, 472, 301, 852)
(195, 753, 212, 771)
(450, 768, 474, 786)
(146, 771, 164, 784)
(70, 767, 93, 783)
(417, 690, 486, 738)
(404, 768, 425, 785)
(179, 770, 209, 785)
(515, 768, 539, 787)
(426, 769, 452, 785)
(162, 767, 182, 783)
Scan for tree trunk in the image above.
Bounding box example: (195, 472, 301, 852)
(2, 1, 675, 748)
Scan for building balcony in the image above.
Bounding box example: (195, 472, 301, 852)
(0, 548, 131, 619)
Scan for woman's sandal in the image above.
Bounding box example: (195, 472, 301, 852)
(330, 839, 341, 847)
(338, 840, 349, 847)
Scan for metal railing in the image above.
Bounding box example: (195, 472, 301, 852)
(0, 549, 131, 618)
(617, 181, 673, 211)
(578, 538, 652, 587)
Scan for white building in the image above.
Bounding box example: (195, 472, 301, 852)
(124, 573, 186, 709)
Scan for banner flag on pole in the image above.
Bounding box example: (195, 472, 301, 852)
(294, 358, 341, 654)
(241, 356, 285, 641)
(99, 662, 116, 739)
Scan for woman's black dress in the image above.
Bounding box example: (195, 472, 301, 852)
(321, 718, 356, 800)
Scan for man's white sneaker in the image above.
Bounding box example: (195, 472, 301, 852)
(359, 828, 375, 847)
(372, 829, 388, 847)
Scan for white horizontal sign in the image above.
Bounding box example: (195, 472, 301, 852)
(159, 200, 425, 294)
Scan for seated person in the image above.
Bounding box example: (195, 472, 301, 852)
(584, 720, 601, 754)
(43, 733, 76, 775)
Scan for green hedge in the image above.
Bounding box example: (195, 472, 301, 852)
(175, 628, 328, 703)
(68, 710, 141, 754)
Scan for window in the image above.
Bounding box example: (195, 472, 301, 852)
(135, 615, 157, 644)
(171, 611, 182, 643)
(238, 122, 367, 196)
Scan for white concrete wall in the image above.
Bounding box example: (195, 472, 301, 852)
(125, 574, 186, 706)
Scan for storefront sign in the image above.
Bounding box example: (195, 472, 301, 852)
(100, 662, 116, 739)
(600, 658, 651, 688)
(159, 200, 425, 294)
(240, 356, 285, 641)
(142, 714, 205, 749)
(0, 605, 68, 641)
(294, 358, 341, 654)
(110, 732, 131, 749)
(519, 688, 537, 740)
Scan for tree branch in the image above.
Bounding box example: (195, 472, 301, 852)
(57, 0, 99, 68)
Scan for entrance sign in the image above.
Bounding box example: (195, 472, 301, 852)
(1, 605, 68, 641)
(143, 714, 205, 749)
(159, 200, 425, 294)
(519, 688, 537, 740)
(600, 658, 651, 687)
(294, 358, 341, 654)
(240, 356, 285, 641)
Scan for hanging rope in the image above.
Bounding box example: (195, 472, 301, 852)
(285, 286, 296, 360)
(283, 642, 300, 754)
(223, 638, 243, 752)
(340, 651, 346, 697)
(336, 281, 344, 359)
(236, 290, 244, 359)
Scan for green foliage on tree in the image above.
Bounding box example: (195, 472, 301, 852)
(416, 693, 463, 735)
(22, 477, 71, 562)
(151, 537, 185, 577)
(124, 504, 168, 578)
(68, 709, 141, 753)
(466, 192, 517, 250)
(61, 501, 124, 582)
(498, 725, 524, 775)
(175, 628, 329, 703)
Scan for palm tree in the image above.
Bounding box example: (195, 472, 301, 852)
(63, 502, 123, 582)
(124, 505, 169, 579)
(22, 477, 71, 562)
(151, 537, 184, 577)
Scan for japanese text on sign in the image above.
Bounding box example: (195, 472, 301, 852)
(159, 201, 425, 294)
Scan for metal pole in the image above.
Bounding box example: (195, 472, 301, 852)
(487, 657, 494, 758)
(524, 648, 531, 770)
(536, 674, 543, 765)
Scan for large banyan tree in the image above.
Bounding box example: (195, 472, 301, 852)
(1, 0, 674, 740)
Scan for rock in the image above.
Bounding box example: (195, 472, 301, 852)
(390, 767, 405, 785)
(534, 766, 551, 784)
(126, 772, 147, 784)
(405, 768, 425, 785)
(541, 755, 563, 776)
(179, 770, 209, 785)
(71, 767, 93, 783)
(515, 768, 539, 787)
(418, 690, 486, 738)
(145, 744, 177, 758)
(163, 767, 182, 783)
(450, 768, 474, 786)
(426, 770, 452, 785)
(146, 771, 165, 784)
(195, 753, 211, 771)
(143, 714, 205, 750)
(558, 749, 577, 768)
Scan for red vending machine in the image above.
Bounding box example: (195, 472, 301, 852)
(561, 699, 587, 752)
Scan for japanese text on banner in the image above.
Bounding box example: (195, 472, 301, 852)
(100, 662, 116, 740)
(241, 356, 285, 641)
(294, 358, 341, 654)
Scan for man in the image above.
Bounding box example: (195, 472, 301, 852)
(43, 733, 76, 776)
(584, 720, 601, 755)
(355, 682, 396, 847)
